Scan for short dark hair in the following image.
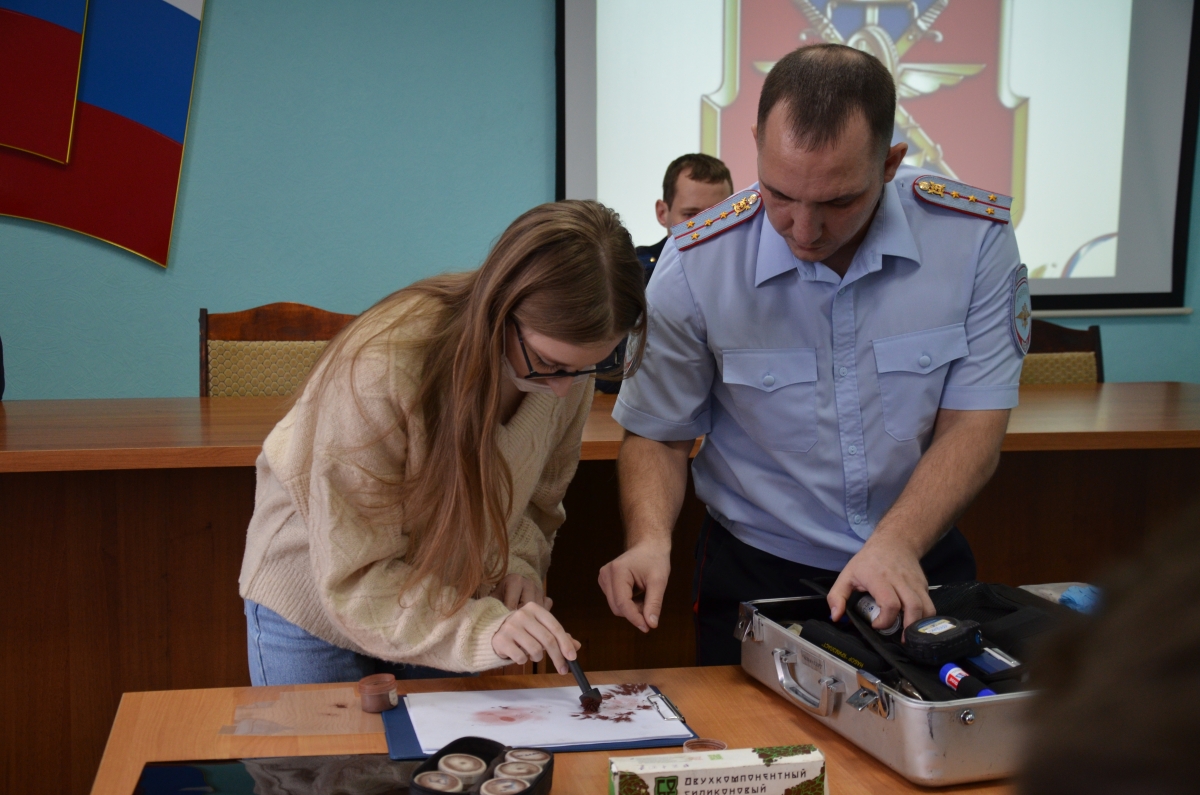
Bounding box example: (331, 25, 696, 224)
(756, 43, 895, 156)
(662, 154, 733, 208)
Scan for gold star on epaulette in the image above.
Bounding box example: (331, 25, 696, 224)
(686, 221, 695, 229)
(912, 174, 1011, 224)
(691, 232, 699, 240)
(719, 212, 728, 219)
(704, 219, 714, 226)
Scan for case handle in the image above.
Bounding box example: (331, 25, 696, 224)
(773, 648, 838, 716)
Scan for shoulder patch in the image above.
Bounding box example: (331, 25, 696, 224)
(671, 189, 761, 250)
(1010, 264, 1032, 355)
(912, 175, 1012, 223)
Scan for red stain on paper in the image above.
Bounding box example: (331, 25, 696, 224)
(471, 706, 543, 725)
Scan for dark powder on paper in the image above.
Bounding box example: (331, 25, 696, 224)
(571, 683, 655, 722)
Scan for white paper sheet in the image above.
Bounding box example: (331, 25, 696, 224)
(403, 683, 693, 753)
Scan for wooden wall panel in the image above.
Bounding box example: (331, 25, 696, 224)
(551, 461, 707, 672)
(960, 449, 1200, 585)
(0, 468, 255, 795)
(3, 447, 1199, 793)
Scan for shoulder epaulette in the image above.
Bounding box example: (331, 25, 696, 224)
(912, 175, 1011, 223)
(671, 188, 762, 250)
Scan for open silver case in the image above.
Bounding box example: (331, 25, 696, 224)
(738, 593, 1039, 786)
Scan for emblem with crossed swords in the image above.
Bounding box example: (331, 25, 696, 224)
(755, 0, 983, 179)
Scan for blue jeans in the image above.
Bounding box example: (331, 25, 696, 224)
(244, 600, 468, 686)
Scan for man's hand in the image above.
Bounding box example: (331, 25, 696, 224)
(827, 532, 935, 631)
(496, 573, 551, 611)
(602, 432, 692, 633)
(598, 539, 672, 633)
(827, 407, 1009, 632)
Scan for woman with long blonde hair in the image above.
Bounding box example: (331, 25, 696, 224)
(239, 201, 645, 683)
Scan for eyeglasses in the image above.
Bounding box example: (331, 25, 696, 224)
(514, 322, 625, 380)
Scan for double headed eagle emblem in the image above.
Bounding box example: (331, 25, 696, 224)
(758, 0, 983, 179)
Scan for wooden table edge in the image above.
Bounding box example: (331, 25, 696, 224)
(1000, 430, 1200, 451)
(0, 446, 264, 472)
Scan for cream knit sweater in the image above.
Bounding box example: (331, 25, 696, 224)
(238, 301, 593, 673)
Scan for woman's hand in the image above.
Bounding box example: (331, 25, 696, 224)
(496, 574, 553, 611)
(491, 602, 581, 674)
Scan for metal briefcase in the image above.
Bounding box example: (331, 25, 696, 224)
(738, 594, 1034, 785)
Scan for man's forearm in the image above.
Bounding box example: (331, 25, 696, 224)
(617, 432, 692, 548)
(874, 408, 1010, 556)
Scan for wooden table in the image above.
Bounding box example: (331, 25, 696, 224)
(4, 382, 1200, 472)
(90, 666, 1010, 795)
(4, 382, 1199, 793)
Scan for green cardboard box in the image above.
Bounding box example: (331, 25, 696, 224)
(609, 745, 827, 795)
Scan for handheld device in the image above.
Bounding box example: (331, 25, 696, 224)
(903, 615, 983, 665)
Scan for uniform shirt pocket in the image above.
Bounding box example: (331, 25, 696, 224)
(721, 348, 818, 452)
(872, 324, 969, 441)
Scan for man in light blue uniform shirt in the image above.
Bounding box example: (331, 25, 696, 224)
(598, 44, 1028, 664)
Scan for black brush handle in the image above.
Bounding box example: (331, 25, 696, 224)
(567, 659, 592, 693)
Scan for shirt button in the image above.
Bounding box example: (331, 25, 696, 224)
(918, 354, 932, 368)
(839, 366, 848, 377)
(838, 287, 846, 296)
(848, 445, 857, 455)
(852, 514, 862, 525)
(762, 374, 775, 387)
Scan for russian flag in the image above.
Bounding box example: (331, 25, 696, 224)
(0, 0, 203, 267)
(0, 1, 88, 162)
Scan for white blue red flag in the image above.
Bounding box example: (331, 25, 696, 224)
(0, 0, 204, 266)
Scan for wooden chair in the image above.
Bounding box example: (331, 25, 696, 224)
(199, 302, 357, 397)
(1020, 319, 1104, 385)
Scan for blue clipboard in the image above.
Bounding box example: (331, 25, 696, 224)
(382, 685, 697, 760)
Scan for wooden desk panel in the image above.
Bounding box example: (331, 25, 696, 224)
(4, 382, 1200, 474)
(90, 667, 1010, 795)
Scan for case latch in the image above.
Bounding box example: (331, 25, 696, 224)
(846, 669, 893, 720)
(735, 602, 762, 642)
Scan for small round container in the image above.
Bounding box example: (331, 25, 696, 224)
(494, 761, 541, 782)
(413, 770, 463, 792)
(479, 779, 529, 795)
(438, 753, 487, 786)
(683, 738, 728, 752)
(505, 748, 552, 766)
(358, 673, 398, 713)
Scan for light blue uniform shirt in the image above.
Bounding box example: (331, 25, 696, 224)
(613, 167, 1024, 571)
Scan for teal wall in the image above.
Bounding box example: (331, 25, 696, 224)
(0, 0, 556, 400)
(0, 0, 1197, 398)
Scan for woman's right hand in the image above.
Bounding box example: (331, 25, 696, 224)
(491, 602, 581, 674)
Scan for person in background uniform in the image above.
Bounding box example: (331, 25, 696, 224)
(598, 155, 732, 397)
(636, 153, 734, 281)
(599, 43, 1030, 664)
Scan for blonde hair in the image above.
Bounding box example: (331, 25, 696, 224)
(308, 200, 645, 612)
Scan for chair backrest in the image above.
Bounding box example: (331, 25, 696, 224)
(1020, 319, 1104, 385)
(200, 302, 358, 397)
